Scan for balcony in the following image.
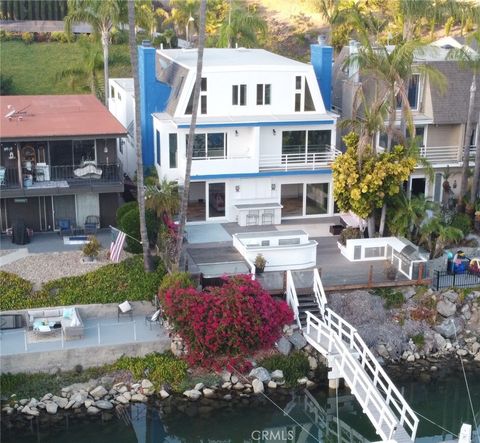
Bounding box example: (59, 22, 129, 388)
(378, 145, 462, 166)
(259, 150, 341, 172)
(189, 154, 257, 176)
(0, 163, 123, 198)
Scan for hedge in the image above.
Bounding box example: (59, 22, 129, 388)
(0, 256, 165, 311)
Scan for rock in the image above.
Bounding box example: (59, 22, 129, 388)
(141, 379, 154, 390)
(430, 365, 438, 371)
(28, 398, 38, 408)
(269, 370, 283, 382)
(223, 394, 232, 401)
(443, 290, 458, 303)
(297, 377, 308, 385)
(21, 406, 39, 416)
(194, 383, 205, 391)
(159, 389, 170, 399)
(19, 399, 29, 406)
(90, 386, 108, 400)
(288, 331, 307, 349)
(252, 379, 264, 395)
(434, 333, 447, 350)
(131, 393, 147, 403)
(183, 390, 202, 401)
(37, 402, 46, 409)
(407, 354, 415, 362)
(41, 393, 53, 402)
(437, 300, 457, 318)
(2, 406, 13, 415)
(267, 381, 277, 389)
(377, 344, 390, 359)
(276, 337, 292, 355)
(221, 371, 232, 382)
(471, 342, 480, 355)
(249, 367, 271, 383)
(52, 395, 68, 409)
(123, 392, 132, 401)
(84, 399, 94, 408)
(94, 400, 113, 410)
(46, 402, 58, 414)
(230, 375, 239, 384)
(203, 388, 215, 398)
(221, 382, 232, 390)
(402, 287, 416, 300)
(474, 353, 480, 362)
(87, 406, 100, 415)
(457, 349, 468, 357)
(435, 317, 464, 339)
(306, 380, 316, 389)
(414, 352, 420, 360)
(70, 393, 87, 405)
(233, 382, 244, 390)
(308, 355, 318, 370)
(115, 395, 129, 405)
(100, 376, 115, 389)
(118, 386, 128, 394)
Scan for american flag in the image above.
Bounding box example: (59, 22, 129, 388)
(110, 227, 126, 262)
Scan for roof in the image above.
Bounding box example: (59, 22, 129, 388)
(157, 48, 308, 70)
(0, 95, 127, 140)
(111, 78, 134, 91)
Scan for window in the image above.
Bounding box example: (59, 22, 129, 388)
(117, 91, 122, 101)
(169, 134, 177, 168)
(185, 77, 207, 114)
(175, 76, 184, 98)
(282, 130, 331, 157)
(304, 81, 315, 111)
(119, 139, 124, 154)
(73, 140, 95, 165)
(156, 130, 161, 166)
(187, 133, 227, 159)
(397, 74, 420, 110)
(294, 76, 316, 112)
(232, 84, 246, 106)
(256, 84, 271, 105)
(110, 86, 115, 99)
(365, 246, 385, 258)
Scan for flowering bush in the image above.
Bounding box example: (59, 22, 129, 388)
(159, 274, 293, 368)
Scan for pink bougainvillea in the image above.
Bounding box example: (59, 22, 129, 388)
(158, 274, 293, 368)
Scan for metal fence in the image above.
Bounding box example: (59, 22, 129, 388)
(432, 270, 480, 291)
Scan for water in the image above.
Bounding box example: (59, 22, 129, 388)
(2, 371, 479, 443)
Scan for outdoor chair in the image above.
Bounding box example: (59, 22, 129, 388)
(246, 210, 259, 226)
(118, 300, 133, 322)
(84, 215, 100, 235)
(145, 308, 163, 329)
(58, 219, 73, 237)
(261, 209, 274, 225)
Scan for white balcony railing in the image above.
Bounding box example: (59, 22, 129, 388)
(378, 145, 461, 165)
(259, 149, 341, 171)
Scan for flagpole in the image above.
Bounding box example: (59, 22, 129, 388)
(109, 225, 143, 244)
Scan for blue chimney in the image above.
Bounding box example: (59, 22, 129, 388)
(310, 38, 333, 111)
(138, 43, 171, 167)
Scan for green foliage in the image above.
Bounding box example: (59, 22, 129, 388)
(371, 287, 404, 309)
(410, 333, 425, 347)
(21, 32, 33, 44)
(260, 352, 310, 386)
(338, 226, 361, 246)
(449, 213, 472, 237)
(116, 201, 138, 225)
(159, 272, 194, 294)
(82, 236, 101, 258)
(118, 206, 158, 253)
(0, 272, 33, 311)
(0, 30, 14, 41)
(332, 133, 417, 220)
(114, 352, 188, 390)
(110, 28, 129, 45)
(50, 31, 70, 43)
(0, 73, 14, 95)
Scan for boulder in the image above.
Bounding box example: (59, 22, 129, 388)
(249, 367, 270, 383)
(41, 393, 53, 402)
(267, 381, 277, 389)
(308, 355, 318, 370)
(194, 383, 204, 391)
(116, 395, 129, 405)
(437, 300, 457, 318)
(87, 406, 100, 415)
(270, 370, 284, 381)
(276, 337, 292, 355)
(52, 396, 68, 409)
(183, 390, 202, 401)
(84, 399, 94, 408)
(233, 382, 244, 390)
(221, 371, 232, 382)
(470, 342, 480, 355)
(252, 379, 264, 395)
(376, 344, 390, 359)
(402, 287, 416, 300)
(223, 394, 232, 401)
(118, 385, 128, 394)
(28, 398, 38, 408)
(457, 349, 468, 357)
(95, 400, 114, 410)
(443, 290, 459, 303)
(123, 392, 132, 401)
(159, 389, 170, 399)
(19, 399, 28, 406)
(141, 379, 154, 390)
(230, 375, 239, 384)
(131, 393, 147, 403)
(288, 331, 307, 349)
(21, 406, 39, 416)
(203, 388, 215, 399)
(297, 377, 308, 385)
(90, 386, 108, 400)
(2, 406, 13, 415)
(46, 402, 58, 415)
(306, 380, 316, 389)
(221, 382, 232, 390)
(435, 317, 464, 339)
(434, 333, 447, 350)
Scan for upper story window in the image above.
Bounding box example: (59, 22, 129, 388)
(397, 73, 420, 111)
(232, 84, 247, 106)
(282, 130, 330, 158)
(117, 91, 122, 101)
(187, 132, 227, 159)
(110, 86, 115, 99)
(185, 77, 207, 115)
(294, 76, 315, 112)
(156, 130, 161, 166)
(256, 84, 271, 105)
(169, 134, 178, 168)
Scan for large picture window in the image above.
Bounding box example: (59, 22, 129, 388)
(282, 130, 330, 157)
(187, 133, 227, 159)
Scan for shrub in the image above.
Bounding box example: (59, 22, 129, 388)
(338, 227, 361, 246)
(260, 352, 310, 386)
(449, 213, 471, 237)
(21, 32, 34, 44)
(118, 207, 158, 253)
(159, 272, 194, 295)
(114, 352, 188, 390)
(0, 30, 14, 41)
(0, 272, 33, 310)
(159, 274, 294, 368)
(116, 201, 138, 225)
(110, 29, 129, 45)
(410, 333, 425, 348)
(0, 73, 14, 95)
(82, 236, 101, 258)
(34, 32, 50, 42)
(50, 31, 70, 43)
(371, 287, 404, 309)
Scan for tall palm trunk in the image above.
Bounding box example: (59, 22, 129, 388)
(460, 74, 476, 209)
(174, 0, 207, 270)
(128, 0, 152, 272)
(471, 119, 480, 205)
(101, 29, 109, 105)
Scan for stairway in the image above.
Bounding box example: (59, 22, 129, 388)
(296, 292, 321, 327)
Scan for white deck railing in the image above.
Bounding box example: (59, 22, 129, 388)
(259, 149, 341, 171)
(285, 270, 301, 328)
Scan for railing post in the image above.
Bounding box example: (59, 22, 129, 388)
(368, 265, 373, 287)
(417, 263, 424, 283)
(133, 321, 137, 341)
(436, 270, 440, 291)
(97, 323, 101, 344)
(24, 329, 28, 351)
(61, 328, 64, 349)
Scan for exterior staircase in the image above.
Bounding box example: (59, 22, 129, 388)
(296, 292, 321, 327)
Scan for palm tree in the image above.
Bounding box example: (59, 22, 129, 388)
(419, 215, 464, 259)
(159, 0, 200, 40)
(217, 1, 267, 48)
(65, 0, 123, 105)
(447, 32, 480, 210)
(128, 0, 152, 272)
(145, 179, 180, 219)
(174, 0, 206, 270)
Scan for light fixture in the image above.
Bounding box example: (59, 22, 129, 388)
(453, 179, 457, 189)
(104, 146, 108, 154)
(272, 129, 276, 136)
(271, 184, 276, 191)
(235, 185, 240, 192)
(235, 130, 239, 136)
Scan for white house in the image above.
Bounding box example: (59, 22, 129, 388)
(147, 45, 338, 225)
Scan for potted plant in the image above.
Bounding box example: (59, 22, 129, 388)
(82, 236, 101, 262)
(384, 262, 398, 281)
(254, 253, 266, 274)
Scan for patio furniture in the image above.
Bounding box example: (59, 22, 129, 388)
(58, 219, 73, 236)
(261, 209, 274, 225)
(84, 215, 100, 235)
(329, 224, 344, 235)
(246, 210, 259, 226)
(12, 220, 30, 245)
(27, 307, 84, 340)
(0, 314, 24, 330)
(145, 309, 163, 329)
(118, 300, 133, 322)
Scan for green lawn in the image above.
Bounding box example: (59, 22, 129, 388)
(1, 40, 132, 95)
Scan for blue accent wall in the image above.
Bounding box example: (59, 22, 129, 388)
(310, 44, 333, 111)
(138, 45, 171, 167)
(191, 169, 332, 180)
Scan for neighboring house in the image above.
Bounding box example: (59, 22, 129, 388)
(333, 37, 479, 204)
(108, 78, 137, 180)
(129, 41, 338, 224)
(0, 95, 127, 232)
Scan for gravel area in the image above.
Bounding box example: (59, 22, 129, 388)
(1, 249, 127, 289)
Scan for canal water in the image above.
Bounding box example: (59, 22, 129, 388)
(2, 370, 479, 443)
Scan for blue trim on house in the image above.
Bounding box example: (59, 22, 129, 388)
(191, 169, 332, 180)
(177, 120, 335, 129)
(138, 45, 171, 167)
(311, 44, 333, 111)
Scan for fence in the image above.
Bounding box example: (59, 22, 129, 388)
(432, 270, 480, 291)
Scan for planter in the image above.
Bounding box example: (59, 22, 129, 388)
(329, 224, 344, 236)
(255, 266, 264, 274)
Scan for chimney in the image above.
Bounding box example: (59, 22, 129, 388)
(310, 37, 333, 111)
